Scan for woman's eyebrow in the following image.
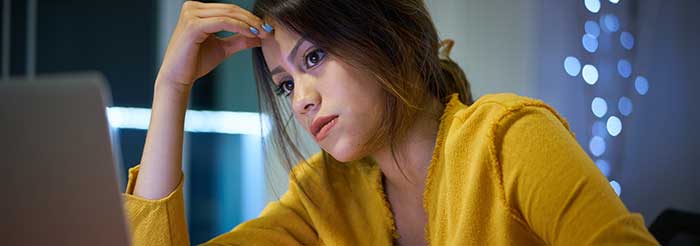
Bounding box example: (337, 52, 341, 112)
(270, 66, 285, 76)
(269, 38, 306, 76)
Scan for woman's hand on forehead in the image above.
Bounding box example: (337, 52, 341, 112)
(157, 1, 275, 87)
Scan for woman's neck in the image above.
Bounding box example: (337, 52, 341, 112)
(370, 98, 444, 195)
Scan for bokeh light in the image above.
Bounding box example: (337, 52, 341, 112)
(600, 14, 620, 33)
(590, 136, 606, 157)
(635, 76, 649, 95)
(582, 64, 599, 85)
(607, 116, 622, 136)
(585, 0, 601, 13)
(617, 59, 632, 78)
(618, 96, 633, 116)
(585, 20, 601, 38)
(564, 56, 582, 76)
(582, 34, 599, 53)
(592, 97, 608, 118)
(592, 120, 607, 137)
(610, 180, 622, 196)
(596, 159, 611, 177)
(620, 32, 635, 50)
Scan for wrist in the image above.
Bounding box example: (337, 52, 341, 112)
(154, 77, 193, 96)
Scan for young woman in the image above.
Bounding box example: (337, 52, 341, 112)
(124, 0, 659, 245)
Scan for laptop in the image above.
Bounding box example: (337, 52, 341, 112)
(0, 72, 131, 245)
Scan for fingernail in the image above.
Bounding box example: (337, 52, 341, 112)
(249, 26, 260, 35)
(262, 23, 274, 33)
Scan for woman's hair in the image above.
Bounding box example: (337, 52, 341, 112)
(250, 0, 473, 195)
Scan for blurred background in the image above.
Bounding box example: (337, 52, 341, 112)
(2, 0, 699, 244)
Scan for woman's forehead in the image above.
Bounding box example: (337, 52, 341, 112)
(261, 24, 302, 70)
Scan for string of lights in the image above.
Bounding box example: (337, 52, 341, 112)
(563, 0, 650, 196)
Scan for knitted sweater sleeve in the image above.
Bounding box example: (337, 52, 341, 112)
(123, 165, 319, 246)
(497, 105, 659, 245)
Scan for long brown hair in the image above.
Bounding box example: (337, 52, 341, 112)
(250, 0, 473, 195)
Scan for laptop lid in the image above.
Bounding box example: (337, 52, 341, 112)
(0, 72, 130, 245)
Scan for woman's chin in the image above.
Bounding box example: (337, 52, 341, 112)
(322, 142, 365, 163)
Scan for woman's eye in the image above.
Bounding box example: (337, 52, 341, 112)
(275, 80, 294, 97)
(304, 49, 326, 69)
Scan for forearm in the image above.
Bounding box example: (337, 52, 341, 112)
(133, 77, 192, 200)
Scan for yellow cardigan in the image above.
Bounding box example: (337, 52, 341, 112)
(123, 93, 659, 245)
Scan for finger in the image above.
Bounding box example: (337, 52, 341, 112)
(218, 35, 261, 57)
(194, 3, 257, 22)
(191, 8, 271, 39)
(193, 3, 273, 38)
(194, 16, 259, 41)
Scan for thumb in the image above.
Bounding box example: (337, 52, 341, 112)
(219, 35, 262, 57)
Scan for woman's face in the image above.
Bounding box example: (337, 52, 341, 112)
(261, 23, 385, 162)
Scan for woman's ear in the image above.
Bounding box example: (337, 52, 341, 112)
(439, 39, 455, 60)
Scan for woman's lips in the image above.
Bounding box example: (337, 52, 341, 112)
(314, 116, 338, 142)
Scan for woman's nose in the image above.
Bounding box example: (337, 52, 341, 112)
(292, 76, 320, 115)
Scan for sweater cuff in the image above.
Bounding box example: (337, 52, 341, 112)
(122, 165, 190, 245)
(122, 165, 184, 203)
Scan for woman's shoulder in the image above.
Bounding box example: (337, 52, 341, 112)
(442, 92, 574, 144)
(462, 92, 557, 116)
